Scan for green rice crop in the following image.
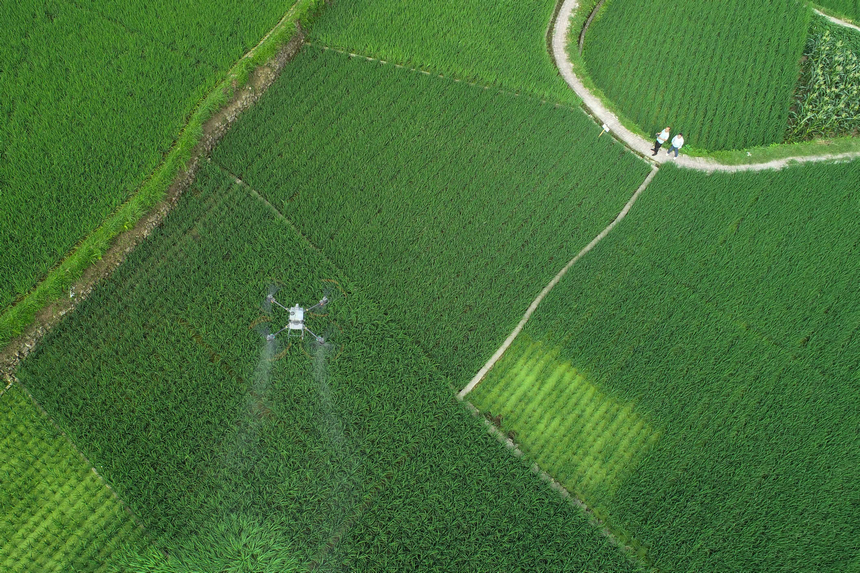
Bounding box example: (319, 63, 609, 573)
(581, 0, 811, 150)
(480, 161, 860, 571)
(0, 0, 289, 313)
(18, 163, 643, 571)
(213, 45, 652, 383)
(0, 384, 148, 571)
(309, 0, 577, 105)
(788, 15, 860, 140)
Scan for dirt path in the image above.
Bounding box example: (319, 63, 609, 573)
(814, 8, 860, 33)
(458, 167, 658, 398)
(552, 0, 860, 172)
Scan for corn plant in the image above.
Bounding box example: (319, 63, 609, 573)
(787, 16, 860, 141)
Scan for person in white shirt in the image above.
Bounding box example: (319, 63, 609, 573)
(652, 126, 670, 156)
(667, 133, 684, 158)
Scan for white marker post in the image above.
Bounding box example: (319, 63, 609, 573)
(598, 123, 610, 138)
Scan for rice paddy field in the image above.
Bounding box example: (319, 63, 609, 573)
(211, 45, 651, 380)
(0, 0, 290, 312)
(469, 162, 860, 571)
(581, 0, 811, 150)
(16, 163, 643, 572)
(5, 0, 860, 570)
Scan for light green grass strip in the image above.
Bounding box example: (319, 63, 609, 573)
(0, 0, 327, 348)
(0, 384, 147, 571)
(472, 335, 660, 508)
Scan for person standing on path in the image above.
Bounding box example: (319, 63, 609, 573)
(653, 127, 670, 156)
(667, 133, 684, 158)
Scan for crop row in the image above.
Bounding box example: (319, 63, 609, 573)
(582, 0, 811, 150)
(18, 164, 643, 571)
(309, 0, 576, 105)
(213, 45, 652, 383)
(0, 0, 290, 312)
(490, 162, 860, 571)
(0, 384, 146, 572)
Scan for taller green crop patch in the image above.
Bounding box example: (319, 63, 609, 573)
(582, 0, 811, 150)
(213, 46, 651, 383)
(17, 163, 643, 572)
(310, 0, 577, 105)
(479, 161, 860, 572)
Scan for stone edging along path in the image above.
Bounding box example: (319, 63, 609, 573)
(551, 0, 860, 172)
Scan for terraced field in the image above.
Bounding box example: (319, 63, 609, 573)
(0, 0, 297, 314)
(472, 335, 660, 509)
(213, 45, 651, 380)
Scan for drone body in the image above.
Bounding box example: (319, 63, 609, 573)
(266, 294, 328, 343)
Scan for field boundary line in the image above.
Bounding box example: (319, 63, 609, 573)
(311, 43, 582, 112)
(212, 162, 328, 257)
(458, 166, 658, 398)
(7, 375, 160, 555)
(553, 0, 860, 172)
(462, 400, 656, 570)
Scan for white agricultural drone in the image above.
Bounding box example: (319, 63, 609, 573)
(265, 294, 329, 343)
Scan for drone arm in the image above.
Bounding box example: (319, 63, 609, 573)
(269, 324, 290, 339)
(306, 296, 329, 312)
(304, 326, 324, 343)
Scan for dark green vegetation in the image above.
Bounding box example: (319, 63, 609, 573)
(1, 384, 147, 571)
(582, 0, 811, 150)
(310, 0, 576, 105)
(814, 0, 860, 21)
(213, 45, 651, 382)
(18, 164, 644, 572)
(0, 0, 289, 312)
(789, 14, 860, 141)
(472, 161, 860, 571)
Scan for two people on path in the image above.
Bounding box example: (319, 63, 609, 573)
(652, 126, 685, 158)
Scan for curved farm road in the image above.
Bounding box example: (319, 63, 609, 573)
(551, 0, 860, 172)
